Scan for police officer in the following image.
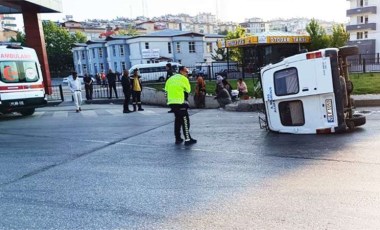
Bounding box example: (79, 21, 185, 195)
(165, 66, 197, 145)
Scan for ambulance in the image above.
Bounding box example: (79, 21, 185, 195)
(0, 43, 47, 116)
(259, 46, 366, 134)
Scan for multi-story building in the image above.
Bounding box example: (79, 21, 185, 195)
(240, 18, 268, 34)
(72, 29, 224, 76)
(346, 0, 379, 56)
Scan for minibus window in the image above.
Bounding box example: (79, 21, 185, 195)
(279, 100, 305, 126)
(274, 67, 299, 96)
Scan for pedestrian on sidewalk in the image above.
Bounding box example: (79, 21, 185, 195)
(68, 71, 82, 112)
(165, 66, 197, 145)
(237, 78, 248, 99)
(131, 68, 144, 111)
(121, 69, 132, 113)
(106, 69, 118, 99)
(83, 74, 93, 100)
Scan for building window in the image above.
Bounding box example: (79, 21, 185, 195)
(364, 31, 368, 38)
(274, 67, 299, 96)
(100, 63, 104, 71)
(92, 49, 95, 58)
(357, 32, 363, 39)
(77, 64, 80, 73)
(76, 51, 79, 60)
(81, 51, 85, 60)
(189, 42, 195, 53)
(121, 61, 126, 71)
(98, 48, 103, 58)
(206, 42, 212, 53)
(176, 42, 181, 53)
(365, 15, 369, 24)
(119, 45, 124, 56)
(82, 64, 87, 73)
(94, 63, 98, 73)
(145, 42, 149, 49)
(112, 46, 116, 56)
(178, 59, 182, 64)
(114, 62, 117, 72)
(168, 42, 172, 54)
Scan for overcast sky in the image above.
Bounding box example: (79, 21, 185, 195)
(36, 0, 349, 23)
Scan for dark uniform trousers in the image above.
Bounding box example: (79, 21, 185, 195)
(123, 90, 131, 111)
(169, 104, 191, 141)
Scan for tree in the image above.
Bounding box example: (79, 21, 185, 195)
(118, 25, 139, 36)
(225, 26, 246, 63)
(211, 47, 228, 61)
(42, 21, 87, 76)
(330, 24, 350, 48)
(9, 31, 26, 46)
(306, 19, 330, 51)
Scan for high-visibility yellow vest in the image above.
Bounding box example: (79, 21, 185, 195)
(164, 74, 191, 105)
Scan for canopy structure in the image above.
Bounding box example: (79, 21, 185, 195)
(0, 0, 63, 93)
(218, 32, 311, 74)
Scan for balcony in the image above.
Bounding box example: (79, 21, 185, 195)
(347, 6, 377, 16)
(346, 23, 376, 31)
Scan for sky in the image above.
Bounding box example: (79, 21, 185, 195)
(36, 0, 350, 23)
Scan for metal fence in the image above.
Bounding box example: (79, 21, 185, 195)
(46, 85, 64, 102)
(348, 58, 380, 73)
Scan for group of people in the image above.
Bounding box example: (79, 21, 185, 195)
(67, 68, 144, 113)
(214, 76, 248, 108)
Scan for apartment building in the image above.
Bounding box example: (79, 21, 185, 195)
(346, 0, 380, 56)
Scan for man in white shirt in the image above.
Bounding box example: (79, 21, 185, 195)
(68, 71, 83, 112)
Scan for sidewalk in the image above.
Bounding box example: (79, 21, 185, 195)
(52, 89, 380, 112)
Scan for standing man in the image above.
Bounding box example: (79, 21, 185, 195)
(68, 71, 82, 112)
(131, 68, 144, 111)
(165, 66, 197, 145)
(83, 74, 93, 100)
(165, 63, 174, 81)
(106, 69, 118, 99)
(121, 69, 132, 113)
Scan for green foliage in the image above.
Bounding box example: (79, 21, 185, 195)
(9, 31, 26, 46)
(225, 26, 246, 63)
(211, 48, 228, 61)
(351, 73, 380, 94)
(330, 24, 350, 48)
(42, 21, 87, 76)
(306, 19, 330, 51)
(119, 25, 139, 36)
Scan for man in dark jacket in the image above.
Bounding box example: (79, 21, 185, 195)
(106, 69, 118, 99)
(121, 70, 132, 113)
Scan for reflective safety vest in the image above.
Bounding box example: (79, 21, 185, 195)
(164, 74, 191, 105)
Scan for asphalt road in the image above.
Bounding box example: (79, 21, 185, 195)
(1, 104, 380, 229)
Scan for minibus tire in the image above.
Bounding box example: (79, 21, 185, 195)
(20, 108, 35, 116)
(158, 77, 165, 82)
(351, 114, 366, 127)
(339, 46, 359, 57)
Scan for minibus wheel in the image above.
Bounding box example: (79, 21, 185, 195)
(20, 108, 35, 116)
(158, 77, 165, 82)
(351, 114, 366, 127)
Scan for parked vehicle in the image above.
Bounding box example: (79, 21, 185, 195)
(215, 68, 240, 79)
(128, 62, 181, 82)
(259, 46, 366, 134)
(0, 43, 47, 116)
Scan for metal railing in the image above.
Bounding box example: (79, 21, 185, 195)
(46, 85, 64, 102)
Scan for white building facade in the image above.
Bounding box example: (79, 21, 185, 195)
(346, 0, 380, 56)
(72, 30, 224, 76)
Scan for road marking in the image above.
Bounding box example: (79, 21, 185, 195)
(52, 111, 68, 118)
(137, 110, 158, 115)
(33, 111, 45, 118)
(81, 110, 98, 117)
(106, 109, 123, 116)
